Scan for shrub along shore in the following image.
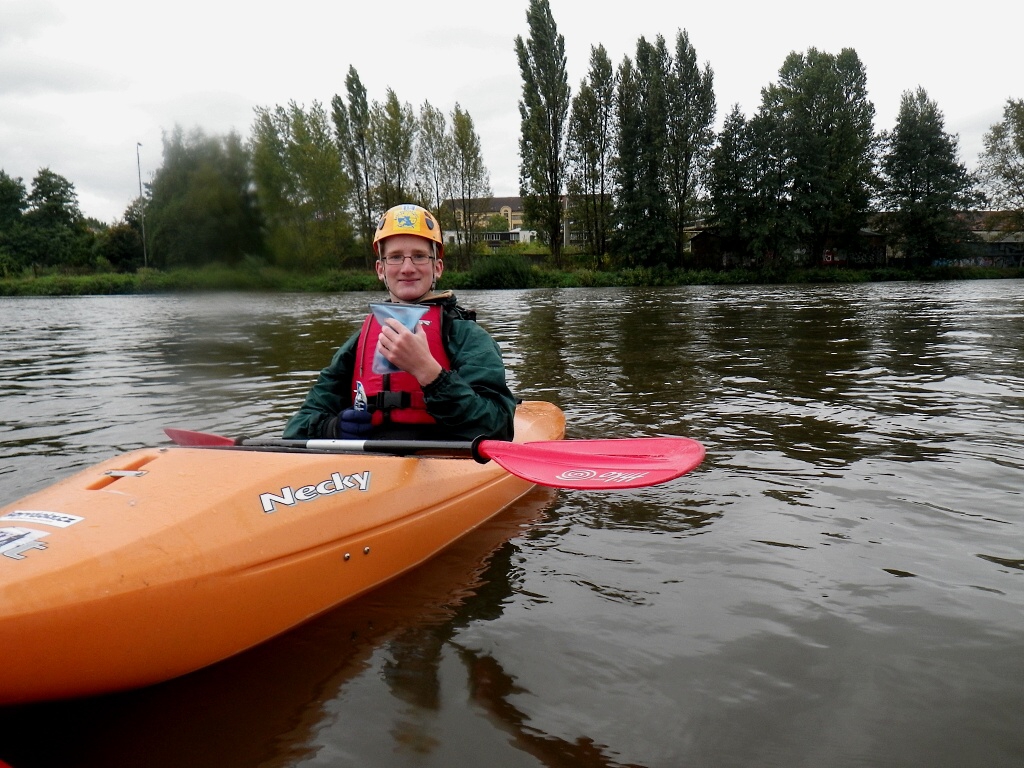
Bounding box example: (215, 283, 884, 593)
(1, 255, 1021, 297)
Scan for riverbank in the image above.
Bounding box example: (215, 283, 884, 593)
(1, 259, 1021, 296)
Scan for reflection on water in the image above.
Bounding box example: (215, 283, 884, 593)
(1, 281, 1023, 767)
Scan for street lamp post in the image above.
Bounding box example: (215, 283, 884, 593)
(136, 142, 148, 268)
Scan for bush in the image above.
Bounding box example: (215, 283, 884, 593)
(279, 270, 381, 293)
(464, 254, 538, 289)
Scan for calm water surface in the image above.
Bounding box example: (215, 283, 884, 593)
(1, 281, 1022, 767)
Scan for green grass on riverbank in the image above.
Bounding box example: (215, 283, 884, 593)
(1, 259, 1021, 297)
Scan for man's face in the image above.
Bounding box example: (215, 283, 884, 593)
(376, 234, 444, 302)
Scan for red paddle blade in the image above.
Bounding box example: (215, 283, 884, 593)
(164, 428, 236, 447)
(478, 437, 705, 490)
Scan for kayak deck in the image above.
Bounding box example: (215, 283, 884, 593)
(0, 401, 565, 705)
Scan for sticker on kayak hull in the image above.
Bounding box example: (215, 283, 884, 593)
(0, 510, 84, 528)
(260, 471, 371, 514)
(0, 527, 49, 560)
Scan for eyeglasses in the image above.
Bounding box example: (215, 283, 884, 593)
(382, 254, 435, 266)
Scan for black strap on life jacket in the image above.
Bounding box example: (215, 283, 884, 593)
(369, 389, 413, 411)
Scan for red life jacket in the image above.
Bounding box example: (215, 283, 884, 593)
(353, 304, 451, 426)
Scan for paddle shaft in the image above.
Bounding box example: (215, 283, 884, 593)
(241, 436, 483, 460)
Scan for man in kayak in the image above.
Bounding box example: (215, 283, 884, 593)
(283, 203, 516, 442)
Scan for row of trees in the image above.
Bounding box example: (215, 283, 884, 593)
(0, 68, 494, 277)
(2, 0, 1022, 277)
(515, 4, 718, 269)
(516, 0, 1022, 268)
(329, 68, 492, 270)
(0, 168, 138, 275)
(145, 68, 493, 273)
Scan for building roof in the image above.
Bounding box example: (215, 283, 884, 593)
(442, 196, 524, 213)
(489, 196, 524, 212)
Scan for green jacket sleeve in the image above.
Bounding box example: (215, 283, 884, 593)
(282, 331, 359, 439)
(421, 318, 516, 441)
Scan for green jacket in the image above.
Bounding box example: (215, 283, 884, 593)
(283, 293, 516, 441)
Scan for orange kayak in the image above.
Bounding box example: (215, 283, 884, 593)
(0, 400, 565, 705)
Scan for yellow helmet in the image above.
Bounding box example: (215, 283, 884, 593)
(372, 204, 444, 259)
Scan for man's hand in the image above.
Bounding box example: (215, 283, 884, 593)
(377, 317, 443, 387)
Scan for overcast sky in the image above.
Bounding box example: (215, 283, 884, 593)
(2, 0, 1019, 223)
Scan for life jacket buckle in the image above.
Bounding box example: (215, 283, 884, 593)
(371, 391, 411, 411)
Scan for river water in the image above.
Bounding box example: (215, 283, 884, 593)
(1, 281, 1022, 767)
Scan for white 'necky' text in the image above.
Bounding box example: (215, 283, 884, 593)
(259, 471, 370, 514)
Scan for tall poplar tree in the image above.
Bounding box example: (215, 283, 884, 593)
(448, 104, 493, 268)
(332, 66, 375, 265)
(665, 30, 716, 260)
(369, 89, 417, 213)
(567, 80, 601, 256)
(515, 0, 570, 265)
(708, 106, 754, 258)
(613, 37, 672, 267)
(416, 100, 453, 219)
(879, 87, 981, 265)
(745, 106, 800, 262)
(566, 44, 616, 259)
